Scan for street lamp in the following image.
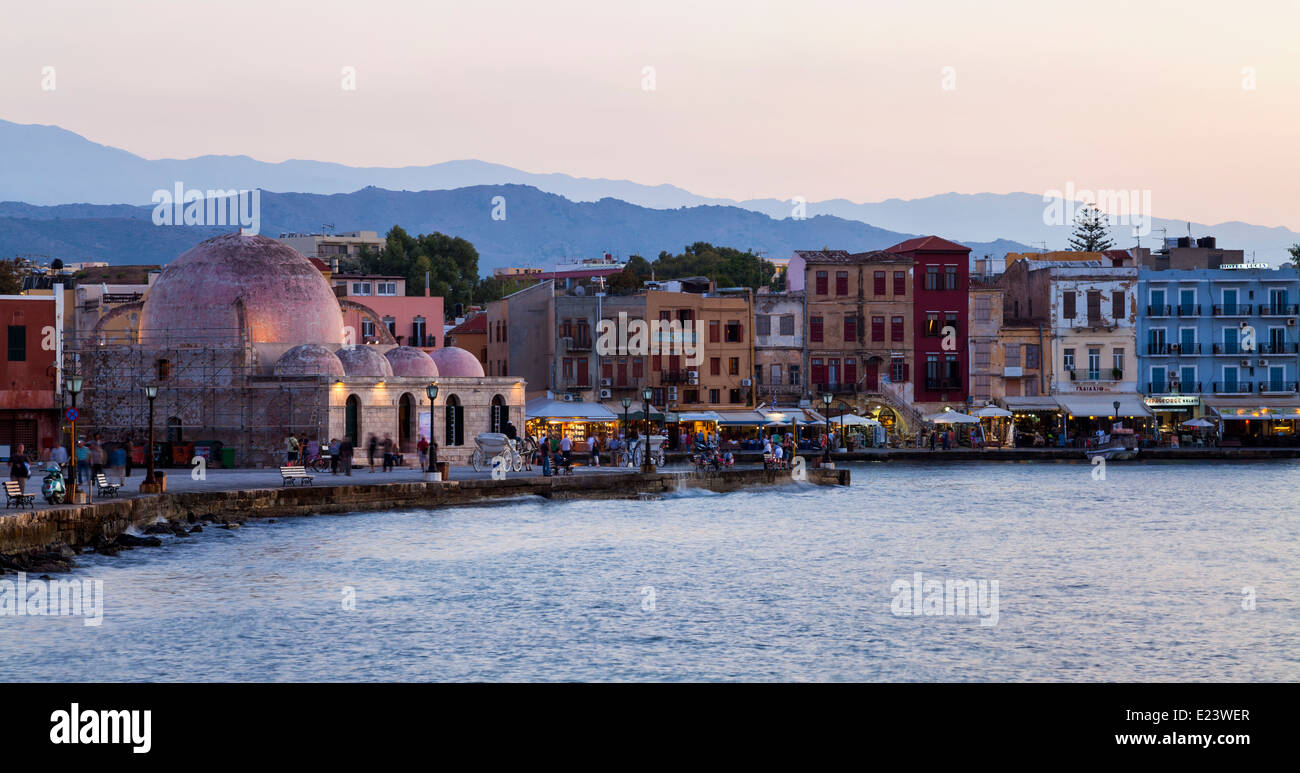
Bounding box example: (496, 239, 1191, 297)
(821, 391, 833, 464)
(143, 384, 158, 487)
(1112, 399, 1121, 429)
(620, 396, 631, 438)
(426, 383, 439, 475)
(641, 386, 654, 474)
(65, 376, 82, 501)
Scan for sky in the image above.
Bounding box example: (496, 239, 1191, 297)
(2, 0, 1298, 229)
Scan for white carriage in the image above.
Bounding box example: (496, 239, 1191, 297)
(629, 434, 667, 468)
(470, 433, 525, 473)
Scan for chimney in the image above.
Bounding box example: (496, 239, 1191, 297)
(425, 270, 430, 298)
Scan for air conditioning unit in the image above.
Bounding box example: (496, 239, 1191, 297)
(1288, 318, 1297, 327)
(668, 386, 679, 400)
(1240, 359, 1251, 368)
(741, 378, 752, 387)
(1259, 359, 1270, 367)
(600, 378, 611, 387)
(599, 388, 612, 398)
(1169, 343, 1180, 353)
(687, 370, 699, 379)
(688, 377, 699, 385)
(562, 393, 574, 402)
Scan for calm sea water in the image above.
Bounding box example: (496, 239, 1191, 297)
(2, 460, 1298, 682)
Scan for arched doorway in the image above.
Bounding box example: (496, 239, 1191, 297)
(166, 417, 183, 444)
(345, 395, 360, 444)
(444, 395, 464, 446)
(490, 394, 508, 433)
(398, 393, 414, 448)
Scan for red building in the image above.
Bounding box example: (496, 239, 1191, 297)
(1, 294, 63, 461)
(886, 236, 971, 409)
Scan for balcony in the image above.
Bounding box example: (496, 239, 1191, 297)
(1146, 305, 1172, 317)
(1258, 381, 1300, 394)
(1258, 341, 1300, 354)
(661, 370, 698, 385)
(924, 378, 962, 391)
(1260, 304, 1300, 317)
(1211, 381, 1254, 394)
(1175, 304, 1202, 317)
(1170, 342, 1202, 354)
(1211, 304, 1253, 316)
(1145, 382, 1202, 394)
(1212, 342, 1244, 355)
(559, 335, 593, 352)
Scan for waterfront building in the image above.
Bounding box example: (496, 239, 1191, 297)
(753, 289, 804, 407)
(0, 293, 64, 461)
(331, 273, 444, 351)
(1001, 257, 1146, 440)
(1137, 263, 1300, 443)
(884, 236, 971, 414)
(70, 234, 521, 466)
(275, 230, 385, 261)
(968, 277, 1005, 405)
(445, 312, 488, 371)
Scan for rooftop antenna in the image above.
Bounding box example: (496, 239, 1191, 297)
(321, 223, 335, 236)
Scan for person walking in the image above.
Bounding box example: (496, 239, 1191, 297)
(366, 433, 378, 472)
(339, 436, 354, 476)
(50, 442, 69, 481)
(285, 434, 299, 465)
(326, 438, 339, 474)
(122, 435, 134, 478)
(9, 443, 30, 493)
(382, 433, 395, 472)
(74, 438, 91, 484)
(589, 434, 601, 467)
(417, 434, 429, 470)
(559, 434, 572, 471)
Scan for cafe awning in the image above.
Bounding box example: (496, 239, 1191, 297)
(676, 411, 724, 423)
(601, 403, 664, 422)
(1203, 397, 1300, 421)
(1001, 396, 1062, 413)
(715, 410, 768, 425)
(525, 397, 618, 422)
(1056, 394, 1153, 418)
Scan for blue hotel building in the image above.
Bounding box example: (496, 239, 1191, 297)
(1137, 265, 1300, 442)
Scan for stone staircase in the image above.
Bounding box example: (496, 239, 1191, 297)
(875, 379, 926, 436)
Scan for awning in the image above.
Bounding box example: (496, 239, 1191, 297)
(1001, 397, 1062, 413)
(525, 397, 618, 422)
(1203, 397, 1300, 421)
(715, 410, 768, 425)
(1057, 394, 1153, 418)
(676, 411, 724, 423)
(601, 404, 664, 422)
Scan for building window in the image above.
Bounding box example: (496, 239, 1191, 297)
(755, 314, 771, 336)
(1112, 291, 1124, 320)
(873, 271, 885, 296)
(728, 357, 739, 376)
(6, 326, 25, 362)
(893, 271, 906, 296)
(789, 365, 801, 385)
(725, 320, 743, 342)
(925, 313, 940, 337)
(836, 271, 849, 296)
(815, 271, 828, 295)
(729, 388, 743, 404)
(1088, 348, 1101, 380)
(412, 317, 426, 347)
(709, 320, 720, 343)
(974, 341, 990, 370)
(383, 317, 396, 338)
(708, 389, 720, 404)
(779, 315, 795, 336)
(891, 316, 904, 342)
(632, 358, 643, 379)
(974, 296, 990, 322)
(361, 319, 375, 340)
(809, 316, 823, 343)
(754, 365, 763, 385)
(377, 282, 397, 296)
(1006, 343, 1020, 368)
(1112, 348, 1124, 377)
(925, 266, 939, 291)
(710, 357, 721, 376)
(1025, 344, 1040, 369)
(351, 282, 372, 296)
(562, 358, 573, 381)
(871, 316, 885, 342)
(944, 266, 957, 290)
(844, 358, 857, 386)
(1063, 348, 1075, 372)
(891, 356, 907, 383)
(811, 358, 825, 386)
(770, 364, 782, 384)
(156, 358, 170, 380)
(844, 315, 857, 343)
(684, 389, 699, 403)
(1063, 291, 1076, 319)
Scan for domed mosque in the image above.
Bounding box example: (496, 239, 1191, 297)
(80, 233, 524, 466)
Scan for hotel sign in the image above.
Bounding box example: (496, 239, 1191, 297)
(1219, 263, 1269, 270)
(1145, 396, 1199, 407)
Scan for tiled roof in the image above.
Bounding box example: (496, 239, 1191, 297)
(885, 235, 971, 254)
(447, 313, 487, 335)
(794, 249, 912, 265)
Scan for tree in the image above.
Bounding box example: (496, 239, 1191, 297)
(352, 226, 482, 317)
(1288, 243, 1300, 269)
(1068, 205, 1114, 251)
(0, 257, 29, 294)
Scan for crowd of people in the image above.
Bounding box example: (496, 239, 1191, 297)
(6, 432, 131, 494)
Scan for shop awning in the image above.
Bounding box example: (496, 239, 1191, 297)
(526, 397, 618, 422)
(676, 411, 724, 423)
(1056, 394, 1153, 418)
(601, 403, 664, 422)
(714, 410, 768, 425)
(1203, 397, 1300, 421)
(1001, 397, 1062, 413)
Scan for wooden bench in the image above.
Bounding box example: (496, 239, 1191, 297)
(280, 465, 314, 486)
(4, 480, 35, 509)
(95, 472, 121, 498)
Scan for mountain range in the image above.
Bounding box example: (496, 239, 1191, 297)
(1, 118, 1295, 267)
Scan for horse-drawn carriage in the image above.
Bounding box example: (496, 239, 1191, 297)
(470, 433, 525, 472)
(629, 434, 667, 468)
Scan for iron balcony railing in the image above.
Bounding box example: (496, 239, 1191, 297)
(924, 377, 962, 391)
(1146, 305, 1172, 317)
(1258, 381, 1299, 394)
(1211, 381, 1254, 394)
(1260, 304, 1300, 316)
(1147, 342, 1201, 355)
(1258, 341, 1300, 354)
(1145, 382, 1201, 394)
(1212, 304, 1253, 316)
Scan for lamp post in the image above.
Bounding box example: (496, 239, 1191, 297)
(1112, 399, 1121, 430)
(821, 391, 833, 464)
(620, 396, 631, 438)
(641, 386, 653, 474)
(65, 376, 82, 501)
(426, 383, 439, 475)
(143, 384, 158, 488)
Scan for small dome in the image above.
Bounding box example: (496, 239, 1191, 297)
(335, 346, 395, 379)
(274, 344, 344, 377)
(384, 346, 440, 379)
(430, 346, 485, 378)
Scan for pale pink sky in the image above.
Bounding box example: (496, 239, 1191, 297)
(2, 0, 1297, 228)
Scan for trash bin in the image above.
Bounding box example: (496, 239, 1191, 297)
(436, 461, 450, 480)
(221, 447, 236, 469)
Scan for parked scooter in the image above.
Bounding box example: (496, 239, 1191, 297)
(42, 464, 67, 505)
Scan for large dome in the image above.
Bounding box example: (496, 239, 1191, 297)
(430, 346, 485, 378)
(335, 345, 394, 379)
(274, 344, 345, 378)
(140, 233, 345, 345)
(384, 346, 439, 379)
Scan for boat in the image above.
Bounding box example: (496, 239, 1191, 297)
(1084, 428, 1140, 461)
